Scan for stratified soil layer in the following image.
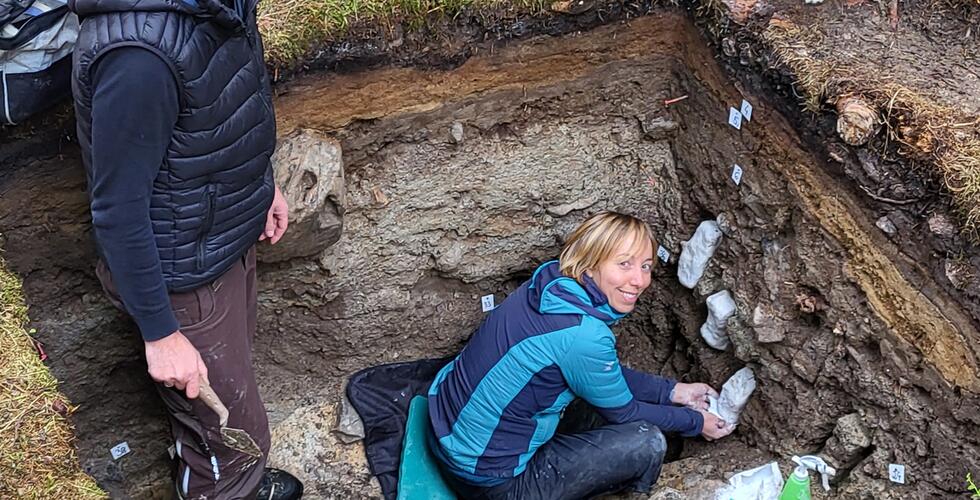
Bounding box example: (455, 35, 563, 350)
(0, 7, 977, 499)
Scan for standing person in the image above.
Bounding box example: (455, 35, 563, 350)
(68, 0, 302, 497)
(428, 211, 734, 499)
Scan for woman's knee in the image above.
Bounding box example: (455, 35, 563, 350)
(635, 421, 667, 459)
(608, 421, 667, 462)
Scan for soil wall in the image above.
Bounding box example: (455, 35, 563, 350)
(0, 10, 977, 499)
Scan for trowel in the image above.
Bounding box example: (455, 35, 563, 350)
(198, 376, 262, 458)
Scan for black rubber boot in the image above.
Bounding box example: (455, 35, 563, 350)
(255, 468, 304, 500)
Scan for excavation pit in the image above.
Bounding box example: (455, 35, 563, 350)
(1, 10, 978, 499)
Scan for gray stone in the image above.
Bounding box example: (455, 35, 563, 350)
(450, 122, 465, 143)
(835, 413, 872, 451)
(790, 349, 820, 383)
(642, 115, 680, 141)
(944, 259, 977, 290)
(716, 211, 737, 238)
(927, 213, 955, 238)
(721, 37, 737, 57)
(823, 412, 873, 482)
(258, 129, 345, 263)
(875, 216, 897, 236)
(752, 304, 786, 343)
(335, 394, 365, 444)
(857, 149, 883, 183)
(647, 487, 684, 500)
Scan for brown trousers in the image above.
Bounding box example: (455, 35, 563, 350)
(97, 246, 270, 499)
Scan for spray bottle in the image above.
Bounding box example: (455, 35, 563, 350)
(778, 455, 836, 500)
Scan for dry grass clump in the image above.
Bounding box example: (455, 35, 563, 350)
(0, 258, 106, 499)
(257, 0, 547, 68)
(765, 19, 980, 234)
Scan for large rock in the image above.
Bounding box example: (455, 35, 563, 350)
(823, 412, 873, 481)
(258, 129, 345, 263)
(751, 304, 786, 344)
(267, 399, 379, 498)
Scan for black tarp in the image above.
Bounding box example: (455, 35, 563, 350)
(345, 357, 453, 500)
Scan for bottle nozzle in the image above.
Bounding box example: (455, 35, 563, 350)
(791, 455, 837, 491)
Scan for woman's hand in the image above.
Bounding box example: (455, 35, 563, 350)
(671, 382, 719, 410)
(698, 410, 734, 441)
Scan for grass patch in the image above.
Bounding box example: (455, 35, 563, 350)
(0, 257, 106, 499)
(764, 19, 980, 235)
(257, 0, 548, 68)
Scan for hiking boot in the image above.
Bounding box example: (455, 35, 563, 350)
(255, 468, 304, 500)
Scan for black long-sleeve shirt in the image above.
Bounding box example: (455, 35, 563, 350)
(89, 47, 180, 341)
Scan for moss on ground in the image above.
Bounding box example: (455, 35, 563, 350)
(257, 0, 548, 68)
(0, 257, 106, 499)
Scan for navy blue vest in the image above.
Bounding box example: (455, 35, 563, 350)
(70, 0, 275, 291)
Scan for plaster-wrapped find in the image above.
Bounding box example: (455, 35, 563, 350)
(708, 367, 756, 427)
(701, 290, 735, 350)
(678, 221, 723, 288)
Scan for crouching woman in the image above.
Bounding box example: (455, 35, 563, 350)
(427, 211, 733, 500)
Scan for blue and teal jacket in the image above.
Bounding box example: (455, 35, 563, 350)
(427, 260, 703, 485)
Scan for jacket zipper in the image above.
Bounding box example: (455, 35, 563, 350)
(196, 185, 217, 270)
(240, 13, 273, 116)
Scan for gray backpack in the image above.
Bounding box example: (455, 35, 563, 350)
(0, 0, 77, 125)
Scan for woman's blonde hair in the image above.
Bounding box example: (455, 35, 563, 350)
(559, 211, 658, 282)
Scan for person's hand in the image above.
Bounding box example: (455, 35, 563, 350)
(671, 382, 719, 410)
(260, 183, 288, 244)
(698, 410, 734, 441)
(145, 331, 208, 399)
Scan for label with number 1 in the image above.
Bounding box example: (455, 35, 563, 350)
(481, 294, 495, 312)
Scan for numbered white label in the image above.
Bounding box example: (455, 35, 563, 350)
(728, 107, 742, 129)
(110, 442, 131, 460)
(656, 245, 670, 263)
(481, 294, 495, 312)
(888, 464, 905, 484)
(731, 164, 743, 185)
(740, 99, 753, 121)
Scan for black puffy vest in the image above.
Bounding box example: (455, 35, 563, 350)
(70, 0, 275, 292)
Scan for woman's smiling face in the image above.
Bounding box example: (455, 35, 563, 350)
(587, 236, 654, 313)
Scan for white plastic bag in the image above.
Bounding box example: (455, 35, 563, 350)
(701, 290, 735, 350)
(714, 461, 784, 500)
(677, 221, 723, 288)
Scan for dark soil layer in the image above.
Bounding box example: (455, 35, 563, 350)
(1, 5, 978, 500)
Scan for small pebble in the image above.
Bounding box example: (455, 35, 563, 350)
(875, 216, 897, 236)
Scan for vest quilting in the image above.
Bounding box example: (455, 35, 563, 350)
(70, 0, 275, 292)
